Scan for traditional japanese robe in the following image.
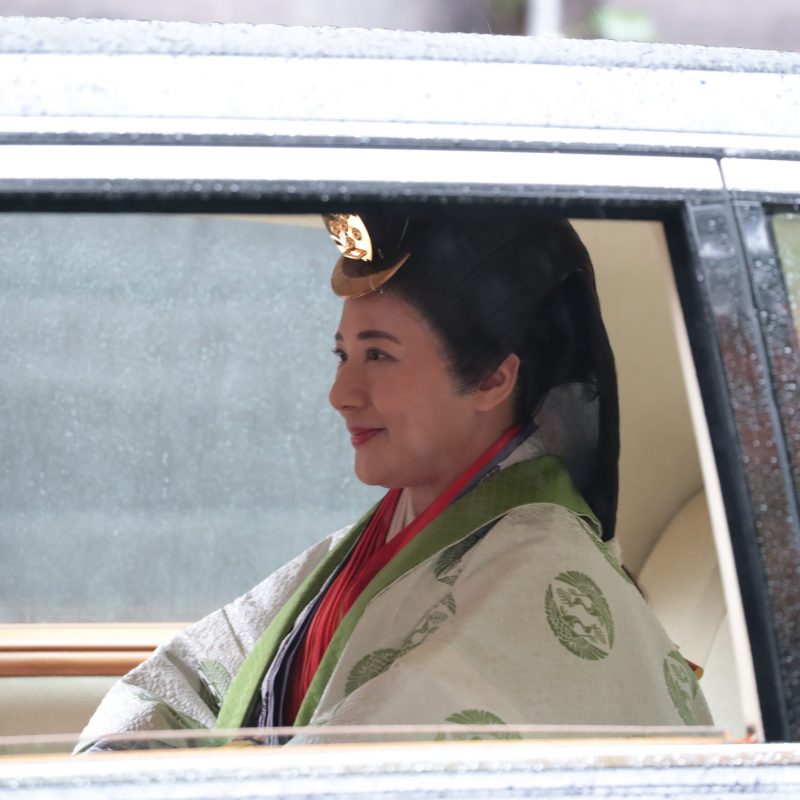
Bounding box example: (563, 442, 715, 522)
(77, 452, 712, 751)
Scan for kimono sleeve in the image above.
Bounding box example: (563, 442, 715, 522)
(76, 526, 350, 751)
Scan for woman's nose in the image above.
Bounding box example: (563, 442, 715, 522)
(328, 362, 367, 413)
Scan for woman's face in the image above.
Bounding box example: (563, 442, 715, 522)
(329, 292, 512, 512)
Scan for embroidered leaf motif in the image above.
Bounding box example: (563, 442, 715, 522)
(663, 650, 699, 724)
(346, 592, 458, 696)
(433, 528, 489, 585)
(137, 691, 207, 731)
(199, 659, 233, 711)
(447, 709, 506, 726)
(428, 610, 449, 627)
(345, 647, 403, 695)
(544, 571, 614, 660)
(594, 628, 607, 645)
(435, 709, 522, 741)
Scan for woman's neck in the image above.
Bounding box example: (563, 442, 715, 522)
(405, 419, 519, 517)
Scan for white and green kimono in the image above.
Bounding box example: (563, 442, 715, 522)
(78, 453, 711, 751)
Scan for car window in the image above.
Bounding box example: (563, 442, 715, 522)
(0, 211, 760, 747)
(0, 213, 381, 624)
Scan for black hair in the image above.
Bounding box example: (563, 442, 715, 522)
(385, 217, 600, 421)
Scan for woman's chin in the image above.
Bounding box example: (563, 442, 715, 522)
(353, 456, 397, 489)
(353, 464, 390, 488)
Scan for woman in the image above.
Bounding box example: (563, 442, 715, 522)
(78, 211, 711, 749)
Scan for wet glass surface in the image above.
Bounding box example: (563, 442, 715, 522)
(0, 213, 381, 623)
(758, 211, 800, 500)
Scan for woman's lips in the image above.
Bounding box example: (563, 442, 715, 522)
(349, 427, 384, 447)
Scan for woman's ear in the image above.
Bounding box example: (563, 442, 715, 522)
(473, 353, 520, 411)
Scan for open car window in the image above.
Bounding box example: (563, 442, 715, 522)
(0, 210, 760, 749)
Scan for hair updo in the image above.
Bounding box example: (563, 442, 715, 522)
(382, 216, 601, 417)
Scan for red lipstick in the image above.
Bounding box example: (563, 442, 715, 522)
(349, 427, 383, 447)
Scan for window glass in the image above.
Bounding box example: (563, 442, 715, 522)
(771, 212, 800, 336)
(0, 213, 759, 746)
(0, 214, 381, 623)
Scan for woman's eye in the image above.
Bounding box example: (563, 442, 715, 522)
(332, 348, 347, 364)
(365, 348, 390, 361)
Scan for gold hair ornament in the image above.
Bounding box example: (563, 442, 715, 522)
(324, 212, 411, 299)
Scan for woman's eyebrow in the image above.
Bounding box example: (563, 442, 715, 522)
(358, 329, 401, 344)
(334, 330, 401, 344)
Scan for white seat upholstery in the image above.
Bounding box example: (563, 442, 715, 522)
(638, 491, 746, 737)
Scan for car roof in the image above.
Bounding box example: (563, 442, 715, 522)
(0, 15, 798, 70)
(1, 16, 799, 156)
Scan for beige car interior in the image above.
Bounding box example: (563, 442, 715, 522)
(0, 217, 760, 741)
